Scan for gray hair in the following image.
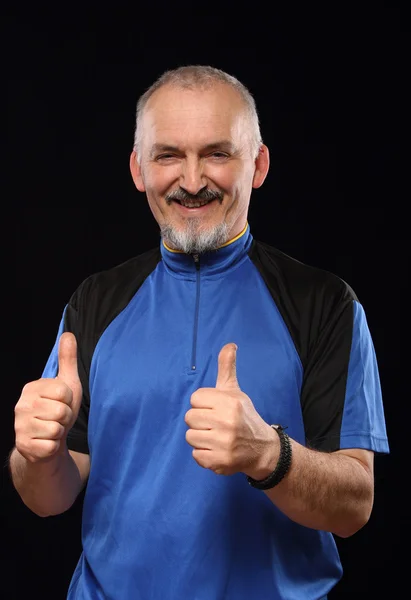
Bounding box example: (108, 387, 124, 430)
(133, 65, 263, 161)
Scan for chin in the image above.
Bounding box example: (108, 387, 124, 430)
(161, 220, 230, 254)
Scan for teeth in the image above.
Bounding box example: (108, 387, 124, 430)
(180, 200, 210, 208)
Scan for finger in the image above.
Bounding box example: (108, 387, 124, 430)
(57, 332, 79, 388)
(190, 388, 217, 409)
(192, 448, 214, 470)
(32, 398, 73, 427)
(31, 418, 66, 440)
(21, 439, 61, 461)
(56, 332, 83, 419)
(39, 380, 73, 406)
(184, 408, 214, 429)
(192, 450, 231, 475)
(185, 429, 213, 449)
(216, 343, 239, 390)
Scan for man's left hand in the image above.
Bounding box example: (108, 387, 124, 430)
(184, 343, 278, 477)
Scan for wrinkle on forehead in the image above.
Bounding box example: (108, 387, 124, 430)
(141, 84, 252, 153)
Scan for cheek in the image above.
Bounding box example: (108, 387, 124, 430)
(220, 170, 254, 210)
(144, 166, 180, 195)
(208, 165, 241, 192)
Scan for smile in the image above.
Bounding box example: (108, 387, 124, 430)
(172, 198, 216, 210)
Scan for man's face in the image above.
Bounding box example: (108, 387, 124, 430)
(130, 83, 269, 253)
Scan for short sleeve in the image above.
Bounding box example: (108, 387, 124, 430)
(301, 298, 389, 454)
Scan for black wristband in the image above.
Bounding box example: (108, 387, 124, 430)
(246, 425, 292, 490)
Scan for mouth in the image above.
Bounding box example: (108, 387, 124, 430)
(171, 198, 217, 212)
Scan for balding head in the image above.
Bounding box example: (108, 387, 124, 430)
(133, 65, 263, 162)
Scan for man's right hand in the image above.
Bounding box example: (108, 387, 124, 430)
(14, 332, 83, 463)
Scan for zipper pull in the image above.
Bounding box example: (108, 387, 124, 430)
(193, 254, 200, 270)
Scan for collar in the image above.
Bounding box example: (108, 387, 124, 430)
(160, 223, 253, 279)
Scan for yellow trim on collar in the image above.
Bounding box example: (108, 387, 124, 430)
(163, 222, 249, 253)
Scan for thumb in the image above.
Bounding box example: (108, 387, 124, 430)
(216, 343, 240, 390)
(57, 332, 82, 410)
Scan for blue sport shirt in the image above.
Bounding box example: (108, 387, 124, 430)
(42, 224, 389, 599)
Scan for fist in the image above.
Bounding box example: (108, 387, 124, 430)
(14, 332, 83, 463)
(184, 343, 276, 477)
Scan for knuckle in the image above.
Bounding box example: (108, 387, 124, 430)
(13, 421, 25, 437)
(230, 396, 242, 412)
(191, 388, 206, 403)
(15, 395, 32, 414)
(53, 383, 68, 399)
(50, 422, 65, 439)
(35, 440, 60, 459)
(224, 415, 237, 431)
(15, 442, 29, 459)
(14, 435, 27, 451)
(31, 396, 43, 411)
(55, 404, 69, 423)
(184, 409, 192, 425)
(14, 414, 32, 438)
(48, 440, 60, 455)
(17, 439, 60, 461)
(43, 438, 60, 454)
(227, 407, 241, 427)
(192, 448, 202, 464)
(21, 382, 33, 395)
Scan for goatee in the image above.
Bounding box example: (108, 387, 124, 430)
(161, 219, 230, 254)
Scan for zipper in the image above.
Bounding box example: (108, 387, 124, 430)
(190, 254, 201, 371)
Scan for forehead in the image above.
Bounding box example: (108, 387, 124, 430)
(140, 84, 249, 150)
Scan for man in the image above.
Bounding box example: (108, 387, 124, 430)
(10, 65, 389, 599)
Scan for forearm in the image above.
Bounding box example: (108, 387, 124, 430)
(8, 446, 83, 517)
(251, 436, 374, 537)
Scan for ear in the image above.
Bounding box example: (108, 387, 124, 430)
(252, 144, 270, 189)
(129, 150, 146, 192)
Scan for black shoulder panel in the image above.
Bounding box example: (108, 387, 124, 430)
(64, 247, 161, 454)
(248, 239, 358, 450)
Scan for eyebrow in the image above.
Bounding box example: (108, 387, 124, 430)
(149, 141, 238, 157)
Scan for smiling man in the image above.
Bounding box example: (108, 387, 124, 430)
(9, 66, 389, 600)
(130, 78, 269, 254)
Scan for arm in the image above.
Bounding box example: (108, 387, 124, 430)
(186, 318, 387, 537)
(11, 332, 89, 517)
(248, 431, 374, 537)
(247, 294, 385, 535)
(253, 287, 386, 536)
(8, 447, 90, 518)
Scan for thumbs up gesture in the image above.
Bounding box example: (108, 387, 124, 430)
(185, 343, 278, 477)
(14, 332, 83, 463)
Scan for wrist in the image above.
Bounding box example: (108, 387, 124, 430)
(243, 424, 280, 480)
(247, 425, 293, 490)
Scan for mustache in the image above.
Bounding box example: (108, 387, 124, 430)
(166, 187, 224, 204)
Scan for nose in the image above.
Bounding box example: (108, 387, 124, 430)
(179, 156, 207, 196)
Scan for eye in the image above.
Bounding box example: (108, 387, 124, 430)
(210, 152, 229, 159)
(156, 154, 176, 161)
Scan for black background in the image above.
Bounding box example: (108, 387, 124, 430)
(2, 5, 409, 599)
